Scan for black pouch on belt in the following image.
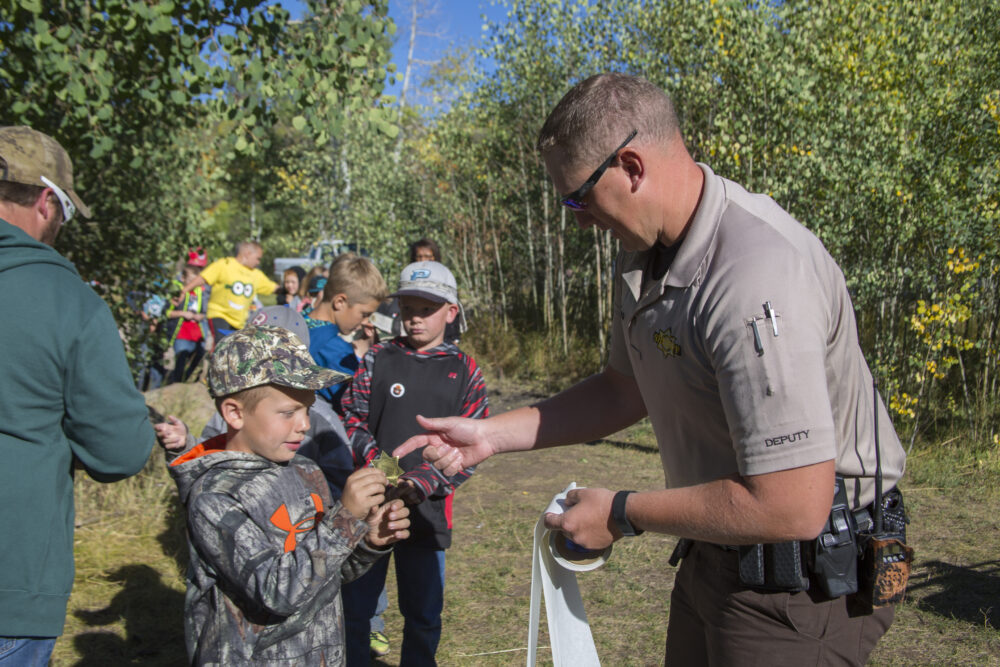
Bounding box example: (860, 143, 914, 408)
(738, 541, 809, 591)
(809, 475, 860, 598)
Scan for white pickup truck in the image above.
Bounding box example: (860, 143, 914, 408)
(272, 240, 346, 279)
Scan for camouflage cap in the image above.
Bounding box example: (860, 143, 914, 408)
(208, 325, 351, 398)
(0, 126, 92, 218)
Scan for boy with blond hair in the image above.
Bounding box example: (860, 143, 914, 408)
(165, 325, 410, 666)
(305, 253, 387, 408)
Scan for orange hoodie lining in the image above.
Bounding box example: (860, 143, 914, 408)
(169, 432, 228, 467)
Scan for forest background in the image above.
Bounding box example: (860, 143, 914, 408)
(3, 0, 1000, 449)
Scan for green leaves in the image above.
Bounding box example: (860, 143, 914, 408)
(0, 0, 395, 381)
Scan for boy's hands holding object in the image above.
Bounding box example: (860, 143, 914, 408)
(371, 452, 422, 504)
(386, 479, 423, 506)
(154, 415, 189, 451)
(365, 499, 411, 548)
(342, 468, 388, 520)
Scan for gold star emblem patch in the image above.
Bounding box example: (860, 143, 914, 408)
(371, 451, 404, 485)
(654, 328, 682, 358)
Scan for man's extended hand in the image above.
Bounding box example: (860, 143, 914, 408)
(543, 486, 621, 550)
(393, 415, 496, 476)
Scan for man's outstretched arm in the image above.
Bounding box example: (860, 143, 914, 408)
(394, 365, 647, 473)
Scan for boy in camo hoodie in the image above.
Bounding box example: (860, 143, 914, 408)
(166, 325, 410, 666)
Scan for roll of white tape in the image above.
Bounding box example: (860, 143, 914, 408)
(527, 482, 611, 667)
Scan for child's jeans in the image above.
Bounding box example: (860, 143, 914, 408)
(170, 338, 204, 383)
(343, 543, 445, 666)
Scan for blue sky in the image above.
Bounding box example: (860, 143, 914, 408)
(282, 0, 508, 101)
(382, 0, 506, 99)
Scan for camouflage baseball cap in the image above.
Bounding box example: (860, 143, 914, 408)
(208, 325, 350, 398)
(0, 126, 92, 218)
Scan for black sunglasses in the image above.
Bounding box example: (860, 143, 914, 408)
(560, 129, 638, 210)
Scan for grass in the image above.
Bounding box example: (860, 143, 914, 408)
(461, 318, 604, 393)
(54, 379, 1000, 665)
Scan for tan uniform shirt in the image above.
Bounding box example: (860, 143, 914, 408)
(608, 163, 905, 509)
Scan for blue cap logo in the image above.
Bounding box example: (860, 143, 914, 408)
(410, 269, 431, 280)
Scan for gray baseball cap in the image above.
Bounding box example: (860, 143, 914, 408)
(392, 261, 459, 304)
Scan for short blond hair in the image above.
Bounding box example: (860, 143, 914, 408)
(214, 384, 271, 415)
(323, 253, 387, 304)
(234, 240, 262, 256)
(537, 73, 680, 169)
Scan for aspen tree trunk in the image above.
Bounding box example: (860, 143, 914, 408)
(593, 225, 606, 352)
(519, 149, 539, 311)
(460, 190, 477, 309)
(491, 216, 508, 330)
(393, 1, 418, 161)
(604, 232, 616, 358)
(558, 206, 568, 354)
(542, 177, 553, 330)
(476, 190, 493, 311)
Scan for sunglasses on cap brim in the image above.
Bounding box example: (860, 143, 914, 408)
(40, 176, 76, 224)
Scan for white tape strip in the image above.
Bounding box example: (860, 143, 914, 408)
(527, 482, 611, 667)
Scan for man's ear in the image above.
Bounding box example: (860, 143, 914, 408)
(37, 189, 59, 224)
(444, 303, 459, 323)
(618, 147, 645, 193)
(330, 293, 349, 311)
(219, 398, 245, 431)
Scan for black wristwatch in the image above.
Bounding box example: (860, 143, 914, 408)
(612, 490, 644, 537)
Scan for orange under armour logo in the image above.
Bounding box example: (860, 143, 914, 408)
(270, 493, 325, 553)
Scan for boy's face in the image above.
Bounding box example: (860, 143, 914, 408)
(399, 295, 457, 351)
(414, 246, 436, 262)
(225, 385, 314, 463)
(332, 296, 380, 335)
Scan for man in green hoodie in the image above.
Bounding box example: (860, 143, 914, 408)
(0, 126, 155, 665)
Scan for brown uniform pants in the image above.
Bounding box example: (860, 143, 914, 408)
(665, 541, 894, 666)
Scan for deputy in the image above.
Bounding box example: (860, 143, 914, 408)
(395, 73, 907, 664)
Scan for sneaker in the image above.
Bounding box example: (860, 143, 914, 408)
(369, 630, 390, 657)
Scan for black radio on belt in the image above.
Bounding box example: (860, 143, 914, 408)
(855, 377, 913, 609)
(808, 475, 859, 597)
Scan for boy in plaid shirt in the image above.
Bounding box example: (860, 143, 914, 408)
(341, 261, 487, 665)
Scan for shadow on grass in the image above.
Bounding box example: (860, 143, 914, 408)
(72, 564, 186, 666)
(590, 438, 659, 455)
(908, 559, 1000, 628)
